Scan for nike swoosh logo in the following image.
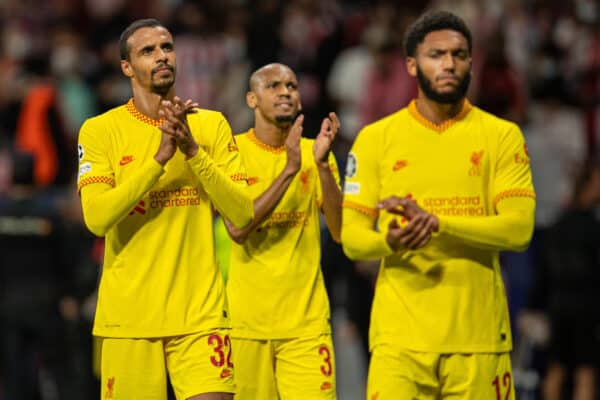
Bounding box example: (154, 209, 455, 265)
(119, 156, 135, 166)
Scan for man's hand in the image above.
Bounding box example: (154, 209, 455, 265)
(313, 112, 340, 168)
(378, 196, 439, 251)
(154, 132, 177, 166)
(159, 97, 200, 159)
(284, 114, 304, 176)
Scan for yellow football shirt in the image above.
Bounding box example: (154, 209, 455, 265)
(343, 100, 535, 353)
(227, 129, 339, 339)
(77, 99, 248, 338)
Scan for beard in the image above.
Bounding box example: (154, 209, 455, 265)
(274, 113, 298, 128)
(417, 66, 470, 104)
(150, 65, 175, 95)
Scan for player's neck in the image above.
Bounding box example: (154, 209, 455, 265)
(131, 86, 175, 120)
(253, 118, 289, 148)
(415, 95, 466, 125)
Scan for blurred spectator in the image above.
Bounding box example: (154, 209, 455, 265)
(327, 24, 373, 142)
(475, 29, 527, 123)
(357, 9, 417, 126)
(524, 160, 600, 400)
(15, 55, 75, 187)
(50, 22, 97, 139)
(0, 149, 73, 399)
(525, 75, 586, 231)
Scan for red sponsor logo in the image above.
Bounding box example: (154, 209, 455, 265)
(524, 143, 529, 156)
(392, 160, 408, 171)
(320, 382, 332, 391)
(119, 155, 135, 166)
(370, 393, 379, 400)
(105, 377, 115, 399)
(247, 176, 259, 186)
(128, 200, 146, 215)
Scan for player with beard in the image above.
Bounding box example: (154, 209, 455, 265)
(224, 63, 341, 399)
(341, 11, 535, 399)
(76, 19, 253, 399)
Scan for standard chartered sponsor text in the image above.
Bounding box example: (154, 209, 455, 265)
(262, 211, 308, 229)
(423, 196, 485, 216)
(149, 187, 201, 208)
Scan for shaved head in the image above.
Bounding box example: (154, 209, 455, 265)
(249, 63, 294, 91)
(246, 63, 301, 128)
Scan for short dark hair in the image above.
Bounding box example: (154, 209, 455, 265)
(119, 18, 165, 61)
(403, 11, 472, 58)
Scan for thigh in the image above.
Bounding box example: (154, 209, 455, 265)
(101, 337, 167, 400)
(166, 330, 235, 400)
(231, 338, 277, 400)
(367, 345, 439, 400)
(276, 335, 336, 400)
(440, 352, 514, 400)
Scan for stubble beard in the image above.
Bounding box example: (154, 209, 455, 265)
(151, 67, 176, 96)
(151, 78, 174, 96)
(416, 66, 471, 104)
(274, 114, 297, 128)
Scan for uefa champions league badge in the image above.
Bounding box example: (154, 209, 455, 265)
(345, 152, 357, 178)
(78, 144, 85, 162)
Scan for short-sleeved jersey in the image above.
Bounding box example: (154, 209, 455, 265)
(343, 100, 535, 353)
(227, 129, 339, 339)
(77, 99, 246, 338)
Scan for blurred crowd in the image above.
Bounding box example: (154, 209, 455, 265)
(0, 0, 598, 399)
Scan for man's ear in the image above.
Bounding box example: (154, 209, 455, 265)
(406, 57, 417, 77)
(121, 60, 134, 78)
(246, 91, 257, 109)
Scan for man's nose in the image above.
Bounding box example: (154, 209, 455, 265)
(156, 48, 168, 62)
(441, 53, 455, 70)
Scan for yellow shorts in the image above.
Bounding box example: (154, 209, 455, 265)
(367, 344, 515, 400)
(100, 330, 235, 399)
(232, 335, 336, 400)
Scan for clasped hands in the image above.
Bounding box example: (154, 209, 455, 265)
(377, 196, 439, 251)
(155, 97, 199, 164)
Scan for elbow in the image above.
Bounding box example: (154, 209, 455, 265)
(331, 232, 341, 244)
(228, 229, 248, 245)
(340, 228, 360, 260)
(329, 225, 341, 244)
(83, 215, 108, 237)
(231, 208, 254, 232)
(506, 223, 534, 252)
(224, 220, 249, 244)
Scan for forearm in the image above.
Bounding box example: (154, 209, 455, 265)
(438, 197, 535, 252)
(187, 148, 253, 228)
(80, 160, 164, 236)
(227, 167, 297, 243)
(341, 208, 394, 260)
(318, 164, 342, 242)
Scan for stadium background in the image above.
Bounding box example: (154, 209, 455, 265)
(0, 0, 598, 398)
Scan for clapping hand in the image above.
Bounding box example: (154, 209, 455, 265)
(313, 112, 340, 168)
(377, 196, 439, 251)
(159, 97, 200, 159)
